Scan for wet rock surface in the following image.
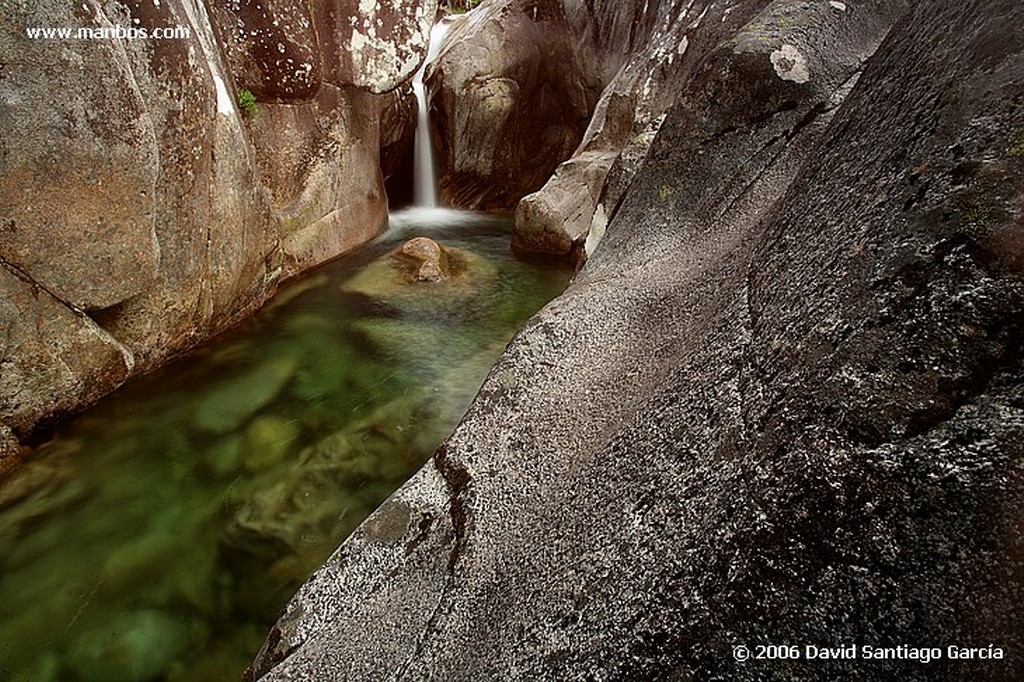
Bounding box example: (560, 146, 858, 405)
(255, 1, 1024, 680)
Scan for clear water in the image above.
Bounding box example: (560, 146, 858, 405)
(0, 211, 571, 681)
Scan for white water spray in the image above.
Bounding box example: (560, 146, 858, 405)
(413, 18, 452, 207)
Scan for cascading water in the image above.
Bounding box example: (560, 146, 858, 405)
(413, 19, 452, 207)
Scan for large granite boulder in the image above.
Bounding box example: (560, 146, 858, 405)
(512, 0, 774, 260)
(252, 0, 1023, 680)
(0, 0, 434, 441)
(316, 0, 439, 94)
(208, 0, 322, 101)
(430, 0, 601, 209)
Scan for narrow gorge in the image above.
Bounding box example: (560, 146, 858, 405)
(1, 0, 1023, 680)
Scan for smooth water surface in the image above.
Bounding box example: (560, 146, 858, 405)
(0, 211, 570, 681)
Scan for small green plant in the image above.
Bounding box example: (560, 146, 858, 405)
(445, 0, 480, 14)
(1007, 129, 1024, 157)
(238, 89, 259, 117)
(956, 206, 994, 240)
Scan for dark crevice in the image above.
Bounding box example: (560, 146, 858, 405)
(0, 254, 78, 315)
(433, 442, 472, 572)
(392, 444, 474, 680)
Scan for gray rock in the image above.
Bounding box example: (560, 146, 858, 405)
(254, 0, 1023, 680)
(510, 0, 814, 260)
(0, 425, 20, 473)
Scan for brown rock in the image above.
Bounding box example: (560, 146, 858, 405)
(398, 237, 450, 283)
(0, 264, 132, 439)
(317, 0, 439, 93)
(431, 0, 600, 209)
(0, 425, 21, 475)
(208, 0, 322, 101)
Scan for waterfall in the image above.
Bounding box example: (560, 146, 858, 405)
(413, 19, 451, 207)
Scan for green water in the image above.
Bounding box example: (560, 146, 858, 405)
(0, 210, 571, 681)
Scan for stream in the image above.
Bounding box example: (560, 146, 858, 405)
(0, 209, 571, 681)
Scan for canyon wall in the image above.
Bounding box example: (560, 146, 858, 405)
(0, 0, 436, 456)
(254, 0, 1024, 679)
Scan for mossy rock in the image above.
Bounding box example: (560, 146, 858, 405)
(242, 415, 302, 472)
(341, 245, 497, 311)
(66, 609, 189, 682)
(193, 357, 297, 434)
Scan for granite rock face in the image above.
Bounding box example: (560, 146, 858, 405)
(0, 0, 433, 442)
(512, 0, 773, 259)
(430, 0, 601, 209)
(254, 0, 1024, 680)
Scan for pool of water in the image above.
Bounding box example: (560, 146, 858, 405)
(0, 210, 571, 681)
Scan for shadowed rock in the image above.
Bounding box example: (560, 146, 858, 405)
(430, 0, 600, 209)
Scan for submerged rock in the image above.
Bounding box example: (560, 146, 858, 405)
(67, 609, 189, 682)
(242, 416, 302, 473)
(201, 435, 245, 478)
(193, 358, 297, 435)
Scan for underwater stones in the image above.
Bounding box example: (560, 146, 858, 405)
(10, 651, 59, 682)
(223, 430, 361, 556)
(242, 416, 302, 472)
(100, 531, 187, 596)
(66, 609, 189, 682)
(399, 237, 450, 282)
(201, 435, 244, 478)
(193, 358, 297, 435)
(223, 399, 434, 562)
